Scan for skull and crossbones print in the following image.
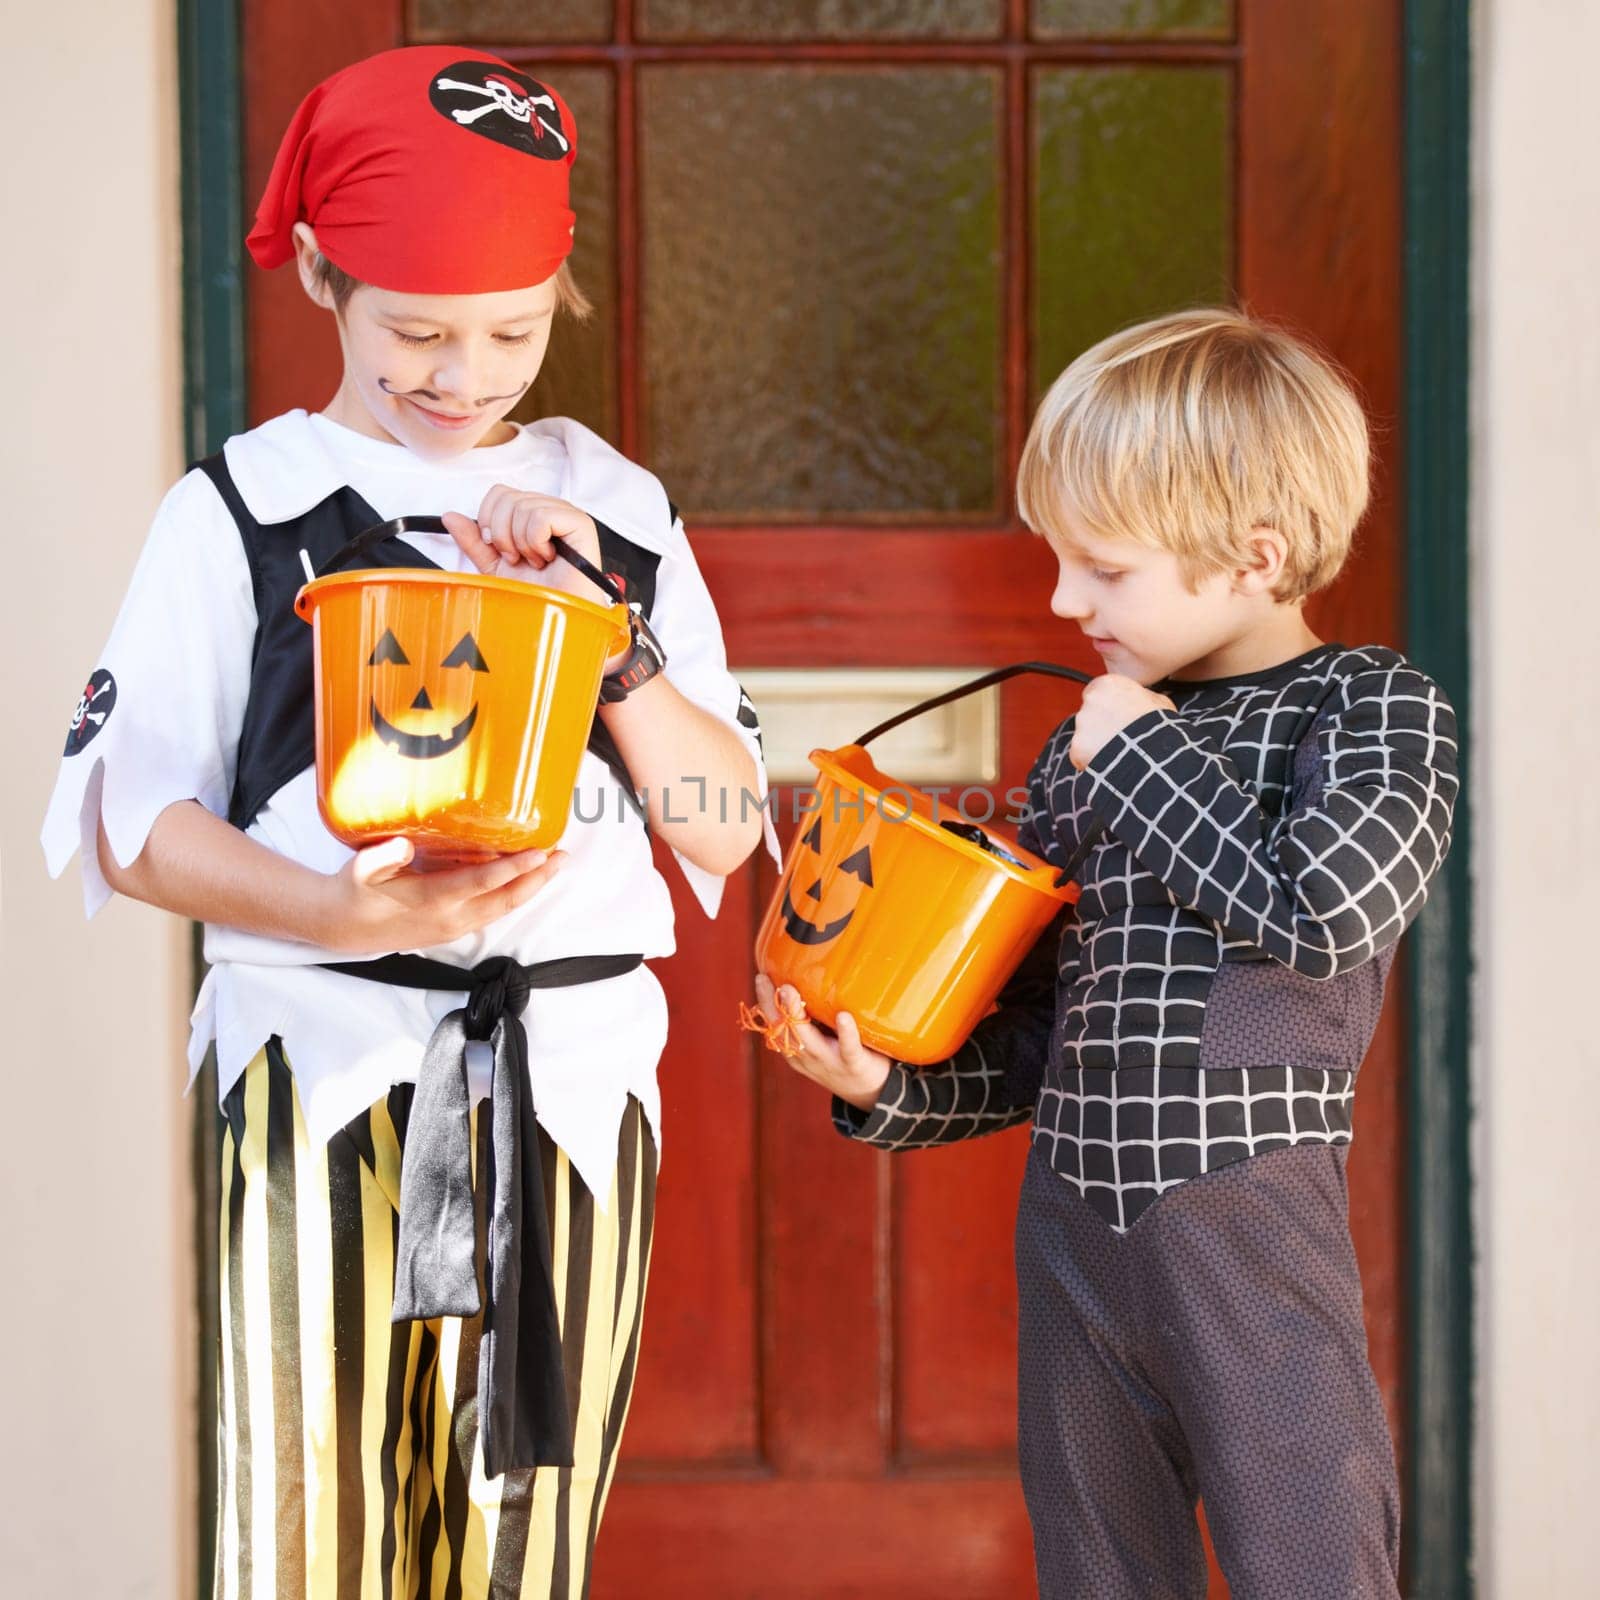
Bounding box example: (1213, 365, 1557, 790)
(429, 63, 569, 159)
(64, 669, 117, 756)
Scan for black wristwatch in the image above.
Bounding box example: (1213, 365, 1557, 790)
(599, 604, 668, 703)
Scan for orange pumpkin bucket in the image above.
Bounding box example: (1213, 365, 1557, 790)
(752, 663, 1096, 1065)
(295, 517, 632, 860)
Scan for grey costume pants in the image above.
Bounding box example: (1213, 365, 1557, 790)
(1015, 1143, 1401, 1600)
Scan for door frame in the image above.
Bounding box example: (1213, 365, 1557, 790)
(177, 4, 1475, 1593)
(176, 0, 247, 1591)
(1401, 3, 1473, 1596)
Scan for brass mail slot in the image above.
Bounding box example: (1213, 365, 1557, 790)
(735, 667, 999, 786)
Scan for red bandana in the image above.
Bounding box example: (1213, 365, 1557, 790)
(246, 45, 578, 294)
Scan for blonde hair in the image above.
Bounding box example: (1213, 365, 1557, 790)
(1016, 308, 1370, 602)
(310, 252, 592, 320)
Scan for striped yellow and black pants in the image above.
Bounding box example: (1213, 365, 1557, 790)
(214, 1042, 656, 1600)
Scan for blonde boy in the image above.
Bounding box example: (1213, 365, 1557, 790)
(756, 309, 1458, 1598)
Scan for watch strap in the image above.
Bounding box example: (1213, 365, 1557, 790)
(599, 608, 667, 703)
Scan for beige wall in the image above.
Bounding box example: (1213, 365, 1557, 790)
(0, 2, 193, 1597)
(1473, 1, 1600, 1595)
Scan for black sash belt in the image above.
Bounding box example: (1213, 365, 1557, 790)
(321, 950, 643, 1476)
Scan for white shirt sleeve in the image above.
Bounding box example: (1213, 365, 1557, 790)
(649, 517, 781, 917)
(40, 469, 257, 916)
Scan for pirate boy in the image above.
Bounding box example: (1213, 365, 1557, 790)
(43, 45, 773, 1599)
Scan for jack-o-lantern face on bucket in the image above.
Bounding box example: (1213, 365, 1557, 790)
(367, 627, 490, 760)
(781, 816, 875, 946)
(752, 741, 1078, 1066)
(300, 563, 631, 858)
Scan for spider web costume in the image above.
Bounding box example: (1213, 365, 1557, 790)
(834, 641, 1458, 1598)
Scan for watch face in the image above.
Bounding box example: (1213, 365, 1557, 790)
(634, 614, 666, 667)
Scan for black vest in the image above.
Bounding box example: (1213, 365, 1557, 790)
(193, 453, 661, 830)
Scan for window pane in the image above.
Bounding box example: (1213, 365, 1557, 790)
(513, 69, 617, 442)
(1032, 67, 1231, 397)
(640, 67, 1002, 519)
(1032, 0, 1232, 37)
(640, 1, 1000, 40)
(410, 0, 613, 44)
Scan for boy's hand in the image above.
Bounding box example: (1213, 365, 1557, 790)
(318, 836, 566, 955)
(1069, 675, 1176, 771)
(443, 486, 602, 574)
(442, 488, 628, 669)
(752, 974, 893, 1112)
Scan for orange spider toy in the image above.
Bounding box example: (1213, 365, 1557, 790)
(738, 988, 809, 1058)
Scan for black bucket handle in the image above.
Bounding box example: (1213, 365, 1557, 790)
(849, 659, 1102, 889)
(311, 517, 629, 609)
(853, 659, 1093, 746)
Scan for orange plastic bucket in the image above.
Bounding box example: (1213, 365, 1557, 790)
(752, 663, 1093, 1065)
(295, 518, 631, 860)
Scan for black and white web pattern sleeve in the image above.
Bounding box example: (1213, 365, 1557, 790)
(1083, 664, 1459, 980)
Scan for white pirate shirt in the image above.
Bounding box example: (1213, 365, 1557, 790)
(42, 408, 778, 1199)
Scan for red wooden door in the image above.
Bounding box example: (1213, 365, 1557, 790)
(243, 3, 1404, 1593)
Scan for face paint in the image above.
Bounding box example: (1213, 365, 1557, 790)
(376, 376, 528, 408)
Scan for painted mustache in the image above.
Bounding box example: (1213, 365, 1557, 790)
(378, 377, 531, 409)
